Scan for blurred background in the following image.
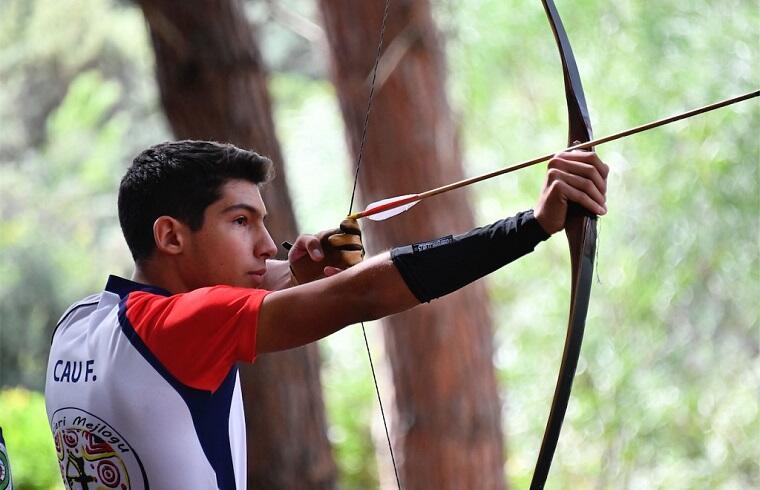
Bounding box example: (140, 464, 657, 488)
(0, 0, 757, 489)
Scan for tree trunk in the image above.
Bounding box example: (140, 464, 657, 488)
(319, 1, 506, 489)
(137, 1, 337, 488)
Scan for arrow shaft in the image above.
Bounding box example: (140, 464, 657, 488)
(424, 89, 758, 198)
(568, 89, 759, 150)
(349, 90, 758, 220)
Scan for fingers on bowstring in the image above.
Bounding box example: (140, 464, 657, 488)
(339, 218, 362, 235)
(327, 233, 363, 251)
(331, 218, 364, 255)
(306, 239, 325, 260)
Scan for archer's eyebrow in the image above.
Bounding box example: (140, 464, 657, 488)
(221, 204, 267, 220)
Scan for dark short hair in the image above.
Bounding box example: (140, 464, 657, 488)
(118, 140, 274, 261)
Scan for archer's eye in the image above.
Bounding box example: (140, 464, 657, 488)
(233, 216, 248, 226)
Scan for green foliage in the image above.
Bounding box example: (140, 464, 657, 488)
(0, 388, 63, 490)
(0, 0, 168, 389)
(269, 75, 354, 234)
(320, 328, 382, 489)
(440, 0, 759, 487)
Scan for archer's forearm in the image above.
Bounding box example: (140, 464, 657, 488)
(257, 210, 548, 353)
(257, 252, 418, 353)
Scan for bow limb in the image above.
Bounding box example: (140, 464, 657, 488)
(531, 1, 597, 488)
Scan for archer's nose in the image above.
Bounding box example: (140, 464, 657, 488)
(256, 228, 277, 260)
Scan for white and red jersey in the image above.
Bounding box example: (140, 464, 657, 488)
(45, 275, 269, 490)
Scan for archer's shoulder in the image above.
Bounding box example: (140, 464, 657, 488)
(55, 293, 102, 327)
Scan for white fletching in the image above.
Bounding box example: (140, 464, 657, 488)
(365, 194, 420, 221)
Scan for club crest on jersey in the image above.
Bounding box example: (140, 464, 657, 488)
(0, 440, 12, 490)
(51, 408, 148, 490)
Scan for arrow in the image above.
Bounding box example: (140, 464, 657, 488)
(347, 89, 759, 221)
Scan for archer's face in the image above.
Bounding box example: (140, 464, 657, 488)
(182, 179, 277, 289)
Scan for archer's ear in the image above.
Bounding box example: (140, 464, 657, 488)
(153, 216, 187, 256)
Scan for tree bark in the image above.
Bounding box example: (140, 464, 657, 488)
(319, 1, 506, 489)
(136, 1, 337, 488)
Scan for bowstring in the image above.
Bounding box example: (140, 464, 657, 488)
(348, 0, 389, 214)
(346, 1, 402, 489)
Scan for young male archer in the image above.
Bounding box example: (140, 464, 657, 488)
(45, 140, 608, 489)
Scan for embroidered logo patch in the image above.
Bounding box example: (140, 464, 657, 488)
(51, 408, 147, 490)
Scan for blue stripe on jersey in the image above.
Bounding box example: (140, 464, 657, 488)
(112, 277, 238, 490)
(50, 299, 99, 343)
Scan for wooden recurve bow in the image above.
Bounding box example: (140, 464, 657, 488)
(531, 1, 597, 488)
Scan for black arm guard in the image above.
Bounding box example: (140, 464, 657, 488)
(390, 210, 550, 303)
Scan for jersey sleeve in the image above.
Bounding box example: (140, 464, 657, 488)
(124, 286, 270, 392)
